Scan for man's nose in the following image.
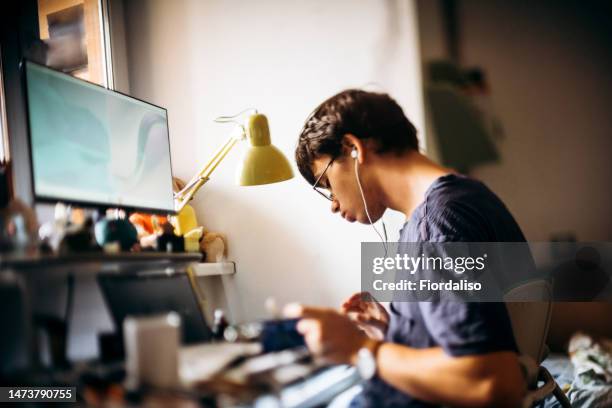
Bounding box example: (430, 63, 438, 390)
(331, 199, 340, 213)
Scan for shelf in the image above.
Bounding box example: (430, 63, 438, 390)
(0, 251, 204, 272)
(190, 261, 236, 277)
(0, 251, 235, 278)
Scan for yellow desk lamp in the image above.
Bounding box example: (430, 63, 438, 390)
(173, 111, 293, 233)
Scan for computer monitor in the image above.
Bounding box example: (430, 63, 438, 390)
(23, 60, 175, 213)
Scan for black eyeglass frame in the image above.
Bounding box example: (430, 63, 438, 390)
(312, 157, 335, 201)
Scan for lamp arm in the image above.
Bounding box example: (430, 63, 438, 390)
(174, 127, 245, 212)
(176, 134, 236, 198)
(201, 136, 240, 180)
(175, 176, 209, 213)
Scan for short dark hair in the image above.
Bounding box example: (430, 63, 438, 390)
(295, 89, 418, 185)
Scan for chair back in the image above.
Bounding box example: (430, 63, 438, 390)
(504, 280, 553, 363)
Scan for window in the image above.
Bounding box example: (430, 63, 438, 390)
(0, 45, 8, 163)
(37, 0, 109, 87)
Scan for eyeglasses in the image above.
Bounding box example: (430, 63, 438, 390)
(312, 158, 335, 201)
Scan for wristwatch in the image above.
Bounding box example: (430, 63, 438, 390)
(356, 341, 381, 380)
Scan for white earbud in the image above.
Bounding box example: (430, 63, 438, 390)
(351, 148, 358, 159)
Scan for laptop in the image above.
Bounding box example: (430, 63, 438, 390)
(98, 269, 213, 345)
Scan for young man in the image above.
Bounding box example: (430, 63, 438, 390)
(287, 90, 527, 407)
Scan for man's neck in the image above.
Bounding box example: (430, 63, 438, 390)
(374, 151, 454, 220)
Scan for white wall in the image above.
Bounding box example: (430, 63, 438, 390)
(463, 1, 612, 242)
(120, 0, 424, 321)
(417, 0, 612, 241)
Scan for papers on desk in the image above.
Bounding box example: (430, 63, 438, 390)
(177, 342, 360, 407)
(223, 347, 311, 385)
(278, 365, 360, 408)
(179, 342, 262, 386)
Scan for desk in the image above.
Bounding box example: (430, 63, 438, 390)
(270, 365, 360, 407)
(5, 357, 360, 407)
(1, 252, 361, 406)
(0, 251, 234, 371)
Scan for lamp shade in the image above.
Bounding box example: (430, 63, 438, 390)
(235, 114, 294, 186)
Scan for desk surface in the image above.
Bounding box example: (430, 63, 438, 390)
(7, 358, 360, 408)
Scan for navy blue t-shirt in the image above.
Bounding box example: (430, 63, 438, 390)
(355, 174, 523, 408)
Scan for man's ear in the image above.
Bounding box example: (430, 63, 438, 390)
(342, 134, 366, 164)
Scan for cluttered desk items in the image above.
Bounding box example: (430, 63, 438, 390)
(19, 59, 293, 258)
(116, 311, 355, 407)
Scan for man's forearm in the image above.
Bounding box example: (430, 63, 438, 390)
(374, 343, 526, 407)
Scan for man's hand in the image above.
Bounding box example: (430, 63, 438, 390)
(284, 304, 378, 365)
(284, 303, 525, 407)
(341, 292, 390, 341)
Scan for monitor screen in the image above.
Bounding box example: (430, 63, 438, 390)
(24, 61, 175, 213)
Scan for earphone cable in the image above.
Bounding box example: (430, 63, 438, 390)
(354, 157, 389, 257)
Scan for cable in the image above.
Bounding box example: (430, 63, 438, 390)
(354, 157, 389, 257)
(214, 108, 258, 133)
(214, 108, 258, 123)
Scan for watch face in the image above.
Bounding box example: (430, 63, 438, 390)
(357, 348, 377, 380)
